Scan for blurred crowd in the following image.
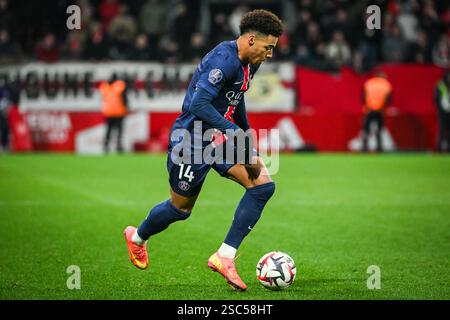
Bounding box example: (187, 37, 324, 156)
(0, 0, 448, 72)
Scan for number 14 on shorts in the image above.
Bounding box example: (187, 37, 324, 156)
(178, 163, 195, 182)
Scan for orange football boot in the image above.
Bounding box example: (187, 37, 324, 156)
(123, 226, 148, 270)
(207, 252, 247, 291)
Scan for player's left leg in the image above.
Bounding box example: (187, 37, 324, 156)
(208, 157, 275, 290)
(375, 112, 384, 152)
(124, 152, 210, 270)
(116, 116, 124, 153)
(104, 117, 113, 153)
(362, 113, 371, 152)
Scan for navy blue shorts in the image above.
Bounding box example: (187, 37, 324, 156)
(167, 147, 236, 197)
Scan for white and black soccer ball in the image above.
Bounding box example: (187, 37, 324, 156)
(256, 251, 296, 290)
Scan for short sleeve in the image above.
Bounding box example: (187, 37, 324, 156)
(196, 54, 237, 97)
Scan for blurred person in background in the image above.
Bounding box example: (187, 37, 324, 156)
(0, 28, 20, 64)
(139, 0, 167, 45)
(432, 31, 449, 67)
(83, 21, 110, 61)
(99, 0, 121, 32)
(35, 32, 61, 63)
(184, 32, 208, 63)
(382, 24, 409, 63)
(361, 71, 393, 152)
(0, 78, 11, 152)
(435, 70, 450, 152)
(99, 74, 128, 153)
(108, 4, 137, 60)
(325, 30, 352, 71)
(158, 36, 182, 64)
(210, 12, 235, 45)
(62, 30, 86, 61)
(274, 33, 293, 61)
(229, 5, 250, 37)
(131, 33, 159, 61)
(411, 29, 432, 63)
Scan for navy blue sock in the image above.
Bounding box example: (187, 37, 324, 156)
(224, 182, 275, 249)
(137, 200, 191, 240)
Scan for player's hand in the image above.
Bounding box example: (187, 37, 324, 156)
(211, 129, 228, 148)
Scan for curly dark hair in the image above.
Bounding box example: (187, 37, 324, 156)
(239, 9, 283, 37)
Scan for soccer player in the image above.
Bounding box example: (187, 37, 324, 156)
(124, 9, 283, 291)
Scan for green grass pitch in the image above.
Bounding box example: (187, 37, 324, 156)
(0, 153, 449, 300)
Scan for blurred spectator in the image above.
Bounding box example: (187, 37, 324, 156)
(0, 0, 13, 31)
(99, 0, 121, 32)
(0, 29, 20, 64)
(158, 36, 181, 64)
(1, 0, 448, 70)
(325, 30, 352, 71)
(35, 33, 61, 63)
(79, 0, 95, 30)
(184, 32, 208, 63)
(434, 70, 450, 152)
(335, 8, 355, 46)
(62, 30, 86, 61)
(323, 8, 354, 46)
(352, 49, 365, 74)
(0, 78, 11, 152)
(303, 21, 327, 69)
(275, 33, 293, 61)
(170, 2, 195, 50)
(131, 33, 159, 61)
(432, 32, 449, 67)
(108, 5, 137, 60)
(210, 12, 235, 45)
(358, 6, 383, 72)
(397, 1, 419, 43)
(108, 4, 137, 42)
(229, 5, 249, 37)
(84, 21, 110, 61)
(410, 29, 432, 63)
(139, 0, 167, 44)
(108, 31, 132, 60)
(293, 8, 313, 45)
(421, 0, 441, 44)
(440, 4, 450, 26)
(361, 71, 393, 152)
(382, 24, 409, 62)
(293, 43, 310, 65)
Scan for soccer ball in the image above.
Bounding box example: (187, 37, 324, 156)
(256, 251, 296, 290)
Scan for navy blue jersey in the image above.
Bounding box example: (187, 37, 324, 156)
(171, 40, 260, 134)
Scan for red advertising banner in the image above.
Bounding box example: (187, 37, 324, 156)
(7, 64, 445, 153)
(296, 65, 444, 116)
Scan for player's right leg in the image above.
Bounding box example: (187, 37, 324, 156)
(124, 153, 209, 270)
(104, 117, 113, 153)
(362, 114, 371, 152)
(124, 190, 198, 270)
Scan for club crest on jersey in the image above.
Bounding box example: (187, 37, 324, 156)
(178, 181, 190, 191)
(208, 69, 223, 85)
